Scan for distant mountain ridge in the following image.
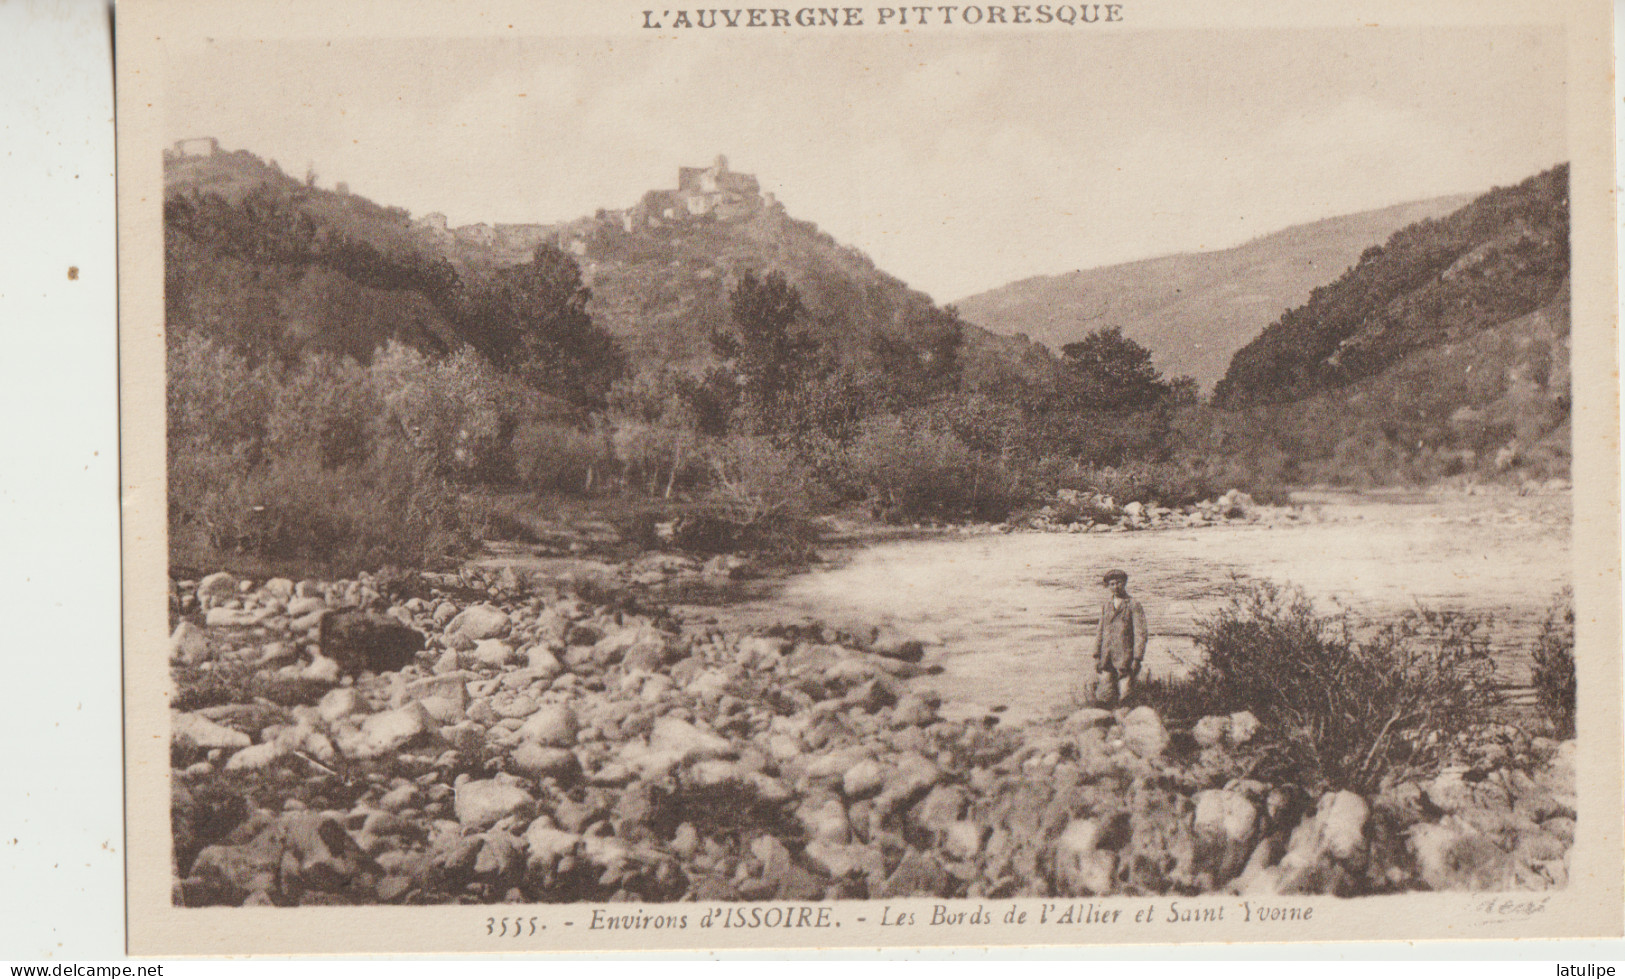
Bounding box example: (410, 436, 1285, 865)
(953, 194, 1476, 388)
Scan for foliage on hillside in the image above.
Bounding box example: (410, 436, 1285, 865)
(163, 146, 1572, 573)
(1214, 165, 1569, 408)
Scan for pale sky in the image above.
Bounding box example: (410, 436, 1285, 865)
(166, 27, 1566, 302)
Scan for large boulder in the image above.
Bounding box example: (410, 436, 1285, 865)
(648, 716, 733, 763)
(319, 610, 424, 675)
(341, 703, 434, 759)
(1271, 790, 1370, 895)
(1191, 789, 1259, 884)
(1053, 818, 1117, 895)
(1122, 706, 1169, 758)
(1409, 817, 1515, 891)
(195, 572, 239, 609)
(170, 621, 211, 665)
(446, 604, 512, 641)
(453, 778, 536, 830)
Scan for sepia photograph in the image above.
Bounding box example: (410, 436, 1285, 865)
(115, 0, 1620, 954)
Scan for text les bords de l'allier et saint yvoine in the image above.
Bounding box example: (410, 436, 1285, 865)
(641, 5, 1123, 28)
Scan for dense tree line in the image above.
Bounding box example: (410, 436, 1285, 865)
(1214, 165, 1569, 407)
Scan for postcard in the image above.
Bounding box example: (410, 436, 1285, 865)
(116, 0, 1621, 954)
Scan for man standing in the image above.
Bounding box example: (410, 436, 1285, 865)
(1094, 569, 1147, 706)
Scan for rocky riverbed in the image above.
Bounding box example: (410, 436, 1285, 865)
(168, 563, 1575, 907)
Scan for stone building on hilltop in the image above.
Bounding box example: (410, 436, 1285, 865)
(633, 155, 768, 228)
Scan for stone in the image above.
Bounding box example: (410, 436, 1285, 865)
(511, 743, 581, 782)
(173, 711, 252, 751)
(170, 621, 211, 665)
(320, 610, 424, 675)
(204, 607, 257, 627)
(799, 798, 851, 845)
(648, 716, 733, 763)
(881, 753, 941, 807)
(299, 655, 342, 685)
(911, 784, 967, 833)
(196, 572, 239, 608)
(1122, 706, 1169, 758)
(258, 641, 296, 666)
(378, 784, 421, 812)
(524, 645, 564, 675)
(494, 695, 539, 719)
(523, 821, 582, 870)
(261, 578, 295, 601)
(1227, 711, 1261, 746)
(290, 610, 327, 633)
(280, 812, 376, 893)
(1275, 790, 1370, 895)
(317, 688, 362, 724)
(876, 848, 948, 898)
(187, 828, 285, 905)
(944, 821, 984, 861)
(517, 704, 578, 746)
(447, 604, 512, 641)
(802, 840, 882, 880)
(224, 743, 289, 772)
(1053, 818, 1117, 895)
(344, 703, 434, 760)
(454, 778, 535, 830)
(466, 639, 518, 669)
(1192, 715, 1231, 748)
(890, 694, 938, 727)
(285, 597, 326, 619)
(1409, 817, 1514, 891)
(1191, 789, 1259, 883)
(842, 758, 887, 799)
(591, 624, 672, 670)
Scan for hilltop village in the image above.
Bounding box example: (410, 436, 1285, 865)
(410, 156, 781, 264)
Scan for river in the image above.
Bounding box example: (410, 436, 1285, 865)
(718, 490, 1571, 725)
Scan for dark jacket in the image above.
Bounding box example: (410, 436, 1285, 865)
(1095, 597, 1148, 672)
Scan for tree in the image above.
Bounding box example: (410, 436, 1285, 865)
(712, 270, 817, 434)
(1059, 326, 1169, 413)
(457, 244, 626, 408)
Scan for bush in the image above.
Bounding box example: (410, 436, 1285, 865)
(1191, 581, 1501, 793)
(168, 337, 475, 574)
(1529, 588, 1576, 738)
(371, 343, 530, 483)
(512, 421, 615, 495)
(846, 416, 1023, 522)
(702, 436, 828, 550)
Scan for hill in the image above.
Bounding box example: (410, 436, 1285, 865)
(953, 194, 1474, 389)
(162, 145, 1055, 392)
(1213, 165, 1568, 408)
(1192, 165, 1570, 484)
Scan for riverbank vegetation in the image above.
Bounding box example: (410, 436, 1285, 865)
(165, 162, 1570, 577)
(1136, 582, 1575, 795)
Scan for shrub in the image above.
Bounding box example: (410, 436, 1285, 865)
(702, 436, 828, 550)
(1191, 581, 1501, 793)
(370, 342, 530, 483)
(846, 416, 1023, 522)
(512, 421, 615, 495)
(1529, 588, 1576, 738)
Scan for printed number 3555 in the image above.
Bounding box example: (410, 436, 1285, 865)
(487, 917, 540, 937)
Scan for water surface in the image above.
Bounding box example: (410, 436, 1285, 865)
(726, 492, 1570, 725)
